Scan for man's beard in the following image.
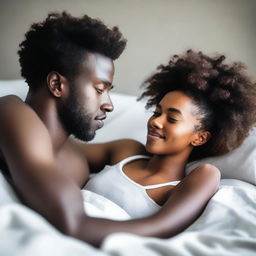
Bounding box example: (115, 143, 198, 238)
(58, 89, 95, 141)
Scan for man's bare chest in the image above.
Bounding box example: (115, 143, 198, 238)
(0, 145, 90, 188)
(55, 144, 90, 188)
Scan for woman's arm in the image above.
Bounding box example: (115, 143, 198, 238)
(146, 164, 221, 236)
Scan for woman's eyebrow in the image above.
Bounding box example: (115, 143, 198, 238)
(157, 104, 183, 116)
(168, 107, 183, 116)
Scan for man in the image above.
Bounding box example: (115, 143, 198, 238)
(0, 12, 218, 247)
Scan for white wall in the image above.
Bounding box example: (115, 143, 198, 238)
(0, 0, 255, 96)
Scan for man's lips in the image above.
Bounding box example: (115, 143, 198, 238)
(95, 115, 106, 129)
(147, 129, 165, 139)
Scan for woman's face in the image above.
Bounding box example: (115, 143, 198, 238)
(146, 90, 202, 156)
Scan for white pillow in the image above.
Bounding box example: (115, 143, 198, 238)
(93, 91, 256, 186)
(186, 129, 256, 185)
(1, 80, 255, 185)
(0, 80, 151, 144)
(0, 79, 28, 99)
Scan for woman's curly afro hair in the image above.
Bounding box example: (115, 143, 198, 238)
(18, 12, 127, 90)
(139, 50, 256, 160)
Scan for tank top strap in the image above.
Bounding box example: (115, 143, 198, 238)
(144, 180, 180, 189)
(118, 155, 180, 189)
(118, 155, 150, 168)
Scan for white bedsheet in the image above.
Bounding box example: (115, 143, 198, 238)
(0, 172, 255, 256)
(82, 189, 131, 220)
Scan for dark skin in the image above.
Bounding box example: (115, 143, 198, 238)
(0, 53, 220, 247)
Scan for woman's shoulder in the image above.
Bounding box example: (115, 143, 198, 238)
(108, 139, 149, 164)
(185, 163, 221, 185)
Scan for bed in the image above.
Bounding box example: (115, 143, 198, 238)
(0, 80, 255, 256)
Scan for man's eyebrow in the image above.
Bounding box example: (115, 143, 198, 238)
(101, 80, 114, 90)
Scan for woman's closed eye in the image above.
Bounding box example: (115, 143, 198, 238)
(152, 111, 178, 123)
(168, 117, 178, 123)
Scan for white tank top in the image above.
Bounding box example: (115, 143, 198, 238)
(84, 155, 180, 218)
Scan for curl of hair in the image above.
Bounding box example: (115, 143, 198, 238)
(139, 50, 256, 159)
(18, 12, 127, 89)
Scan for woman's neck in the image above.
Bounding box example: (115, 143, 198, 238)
(145, 150, 191, 181)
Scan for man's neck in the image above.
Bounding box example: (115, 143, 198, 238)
(25, 89, 69, 152)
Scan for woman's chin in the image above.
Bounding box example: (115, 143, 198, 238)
(145, 143, 156, 154)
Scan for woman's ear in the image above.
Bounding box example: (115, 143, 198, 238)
(46, 71, 65, 98)
(191, 130, 211, 147)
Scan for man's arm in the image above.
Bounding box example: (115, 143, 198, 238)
(0, 96, 142, 244)
(0, 96, 220, 247)
(71, 164, 220, 246)
(0, 96, 87, 233)
(71, 138, 147, 173)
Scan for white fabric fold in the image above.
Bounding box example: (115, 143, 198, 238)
(1, 172, 255, 256)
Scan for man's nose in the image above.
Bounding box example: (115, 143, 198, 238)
(101, 94, 114, 112)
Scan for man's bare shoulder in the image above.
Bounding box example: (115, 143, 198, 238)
(0, 94, 47, 131)
(0, 94, 52, 160)
(0, 95, 33, 121)
(0, 95, 23, 110)
(0, 94, 24, 105)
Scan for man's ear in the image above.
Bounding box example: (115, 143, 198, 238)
(46, 71, 65, 98)
(191, 130, 211, 147)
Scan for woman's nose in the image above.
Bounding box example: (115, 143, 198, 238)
(150, 115, 164, 129)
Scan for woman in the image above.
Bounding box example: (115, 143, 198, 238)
(76, 50, 256, 219)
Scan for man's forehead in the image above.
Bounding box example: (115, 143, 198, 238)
(83, 52, 113, 69)
(76, 52, 114, 83)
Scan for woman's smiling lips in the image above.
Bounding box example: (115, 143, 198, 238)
(147, 129, 165, 139)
